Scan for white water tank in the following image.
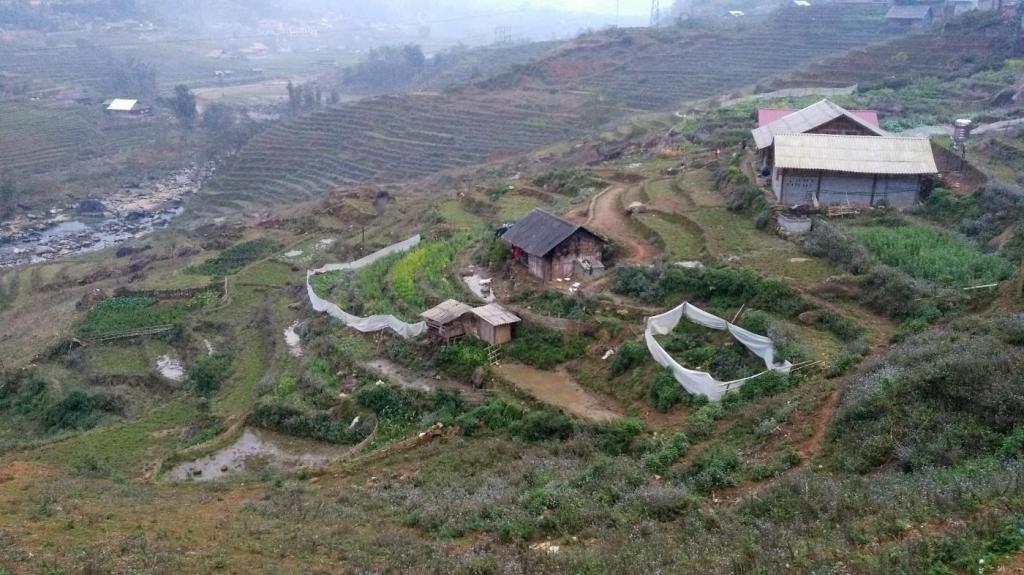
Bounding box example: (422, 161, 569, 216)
(953, 119, 973, 146)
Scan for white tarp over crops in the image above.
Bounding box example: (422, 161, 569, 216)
(306, 235, 427, 339)
(645, 302, 792, 402)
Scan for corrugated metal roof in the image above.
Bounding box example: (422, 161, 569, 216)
(107, 99, 138, 111)
(471, 303, 521, 326)
(758, 107, 879, 128)
(774, 133, 938, 175)
(501, 208, 603, 257)
(886, 5, 932, 19)
(420, 299, 473, 324)
(751, 99, 888, 150)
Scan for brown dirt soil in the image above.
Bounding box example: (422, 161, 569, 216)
(495, 363, 623, 422)
(998, 551, 1024, 574)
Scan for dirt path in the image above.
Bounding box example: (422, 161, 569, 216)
(495, 363, 623, 422)
(581, 185, 660, 263)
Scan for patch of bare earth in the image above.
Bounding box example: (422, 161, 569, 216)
(495, 363, 623, 422)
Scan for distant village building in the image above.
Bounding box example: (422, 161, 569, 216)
(771, 133, 938, 208)
(104, 98, 148, 115)
(500, 209, 608, 281)
(885, 5, 934, 29)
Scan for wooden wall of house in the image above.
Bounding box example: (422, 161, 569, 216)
(809, 117, 881, 138)
(550, 232, 604, 279)
(528, 253, 551, 280)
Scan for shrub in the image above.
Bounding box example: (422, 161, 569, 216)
(249, 402, 369, 444)
(814, 310, 866, 341)
(687, 402, 724, 440)
(613, 265, 810, 317)
(510, 409, 574, 442)
(725, 371, 793, 405)
(643, 433, 689, 474)
(825, 350, 863, 379)
(507, 324, 587, 370)
(436, 340, 489, 381)
(41, 390, 124, 433)
(455, 399, 523, 437)
(738, 310, 770, 335)
(595, 418, 644, 455)
(612, 340, 647, 375)
(649, 368, 685, 412)
(683, 445, 742, 493)
(355, 383, 418, 422)
(800, 219, 872, 274)
(187, 353, 234, 397)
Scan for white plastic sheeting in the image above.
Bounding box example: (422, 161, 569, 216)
(306, 235, 427, 339)
(645, 302, 792, 402)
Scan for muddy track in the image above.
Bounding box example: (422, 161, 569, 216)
(582, 185, 660, 263)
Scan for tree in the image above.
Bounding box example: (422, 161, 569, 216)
(169, 85, 197, 127)
(110, 56, 157, 97)
(201, 102, 236, 134)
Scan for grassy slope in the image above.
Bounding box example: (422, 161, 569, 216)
(2, 15, 1024, 575)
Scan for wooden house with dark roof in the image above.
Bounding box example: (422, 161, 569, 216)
(500, 209, 607, 281)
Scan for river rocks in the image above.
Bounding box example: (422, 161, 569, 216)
(76, 199, 107, 215)
(1, 163, 212, 268)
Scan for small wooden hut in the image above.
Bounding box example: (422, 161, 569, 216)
(466, 303, 521, 346)
(421, 299, 474, 343)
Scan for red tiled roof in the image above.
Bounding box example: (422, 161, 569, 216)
(758, 108, 880, 127)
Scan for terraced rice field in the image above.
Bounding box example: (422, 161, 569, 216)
(204, 92, 595, 211)
(569, 5, 899, 111)
(770, 11, 1017, 90)
(0, 102, 164, 176)
(205, 4, 913, 210)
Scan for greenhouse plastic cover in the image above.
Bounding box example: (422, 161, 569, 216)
(645, 302, 792, 401)
(306, 235, 427, 339)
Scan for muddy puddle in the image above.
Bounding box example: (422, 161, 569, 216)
(156, 355, 185, 382)
(496, 363, 622, 422)
(167, 428, 357, 481)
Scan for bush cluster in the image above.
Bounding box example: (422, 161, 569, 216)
(612, 265, 809, 317)
(187, 353, 234, 397)
(507, 324, 588, 370)
(611, 340, 647, 375)
(436, 340, 489, 381)
(829, 317, 1024, 472)
(249, 402, 371, 444)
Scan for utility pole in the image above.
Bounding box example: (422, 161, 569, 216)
(650, 0, 661, 27)
(616, 0, 621, 27)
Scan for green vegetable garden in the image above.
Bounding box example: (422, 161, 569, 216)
(849, 224, 1014, 286)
